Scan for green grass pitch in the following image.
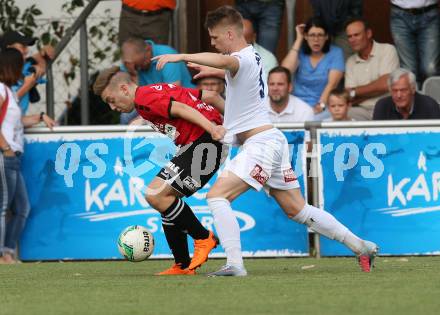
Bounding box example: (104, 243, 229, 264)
(1, 257, 440, 315)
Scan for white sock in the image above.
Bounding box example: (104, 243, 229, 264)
(292, 204, 364, 254)
(207, 197, 244, 267)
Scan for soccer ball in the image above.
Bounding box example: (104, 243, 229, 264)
(117, 225, 155, 262)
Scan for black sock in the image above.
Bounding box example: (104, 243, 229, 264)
(162, 219, 190, 268)
(163, 197, 209, 240)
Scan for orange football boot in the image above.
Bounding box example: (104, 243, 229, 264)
(155, 264, 196, 276)
(188, 231, 219, 270)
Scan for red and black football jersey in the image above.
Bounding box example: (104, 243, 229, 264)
(134, 83, 223, 145)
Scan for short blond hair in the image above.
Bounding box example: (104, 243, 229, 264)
(328, 88, 349, 104)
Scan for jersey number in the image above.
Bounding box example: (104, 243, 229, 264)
(255, 53, 265, 99)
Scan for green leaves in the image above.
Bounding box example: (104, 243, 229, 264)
(1, 0, 119, 104)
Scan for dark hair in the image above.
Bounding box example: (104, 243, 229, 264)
(121, 37, 147, 52)
(344, 17, 371, 32)
(205, 5, 243, 31)
(302, 17, 330, 55)
(268, 66, 292, 84)
(0, 48, 24, 87)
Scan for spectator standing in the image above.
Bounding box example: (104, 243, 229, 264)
(373, 68, 440, 120)
(118, 0, 176, 46)
(265, 66, 314, 123)
(119, 37, 194, 124)
(345, 18, 400, 120)
(390, 0, 440, 85)
(282, 18, 345, 121)
(309, 0, 363, 60)
(235, 0, 285, 54)
(242, 18, 278, 83)
(0, 48, 55, 264)
(0, 30, 55, 114)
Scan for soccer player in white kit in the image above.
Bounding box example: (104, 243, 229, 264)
(154, 5, 378, 276)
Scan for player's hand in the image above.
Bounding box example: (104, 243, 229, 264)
(189, 62, 224, 80)
(210, 125, 226, 141)
(152, 54, 185, 70)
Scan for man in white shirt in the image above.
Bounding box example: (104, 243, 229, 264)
(266, 66, 314, 123)
(154, 5, 378, 276)
(243, 18, 278, 83)
(345, 17, 400, 120)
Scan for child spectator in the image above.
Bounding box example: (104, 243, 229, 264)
(325, 88, 353, 121)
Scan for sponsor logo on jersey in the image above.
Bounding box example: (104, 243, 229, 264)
(166, 161, 180, 174)
(250, 164, 269, 185)
(164, 124, 177, 139)
(283, 168, 297, 183)
(151, 85, 163, 91)
(150, 122, 177, 140)
(196, 102, 215, 111)
(182, 176, 200, 191)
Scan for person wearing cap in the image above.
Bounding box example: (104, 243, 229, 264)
(0, 30, 55, 113)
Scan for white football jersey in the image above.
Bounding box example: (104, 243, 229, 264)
(224, 45, 272, 140)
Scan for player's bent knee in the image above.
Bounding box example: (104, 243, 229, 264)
(206, 190, 220, 200)
(145, 193, 162, 212)
(145, 190, 170, 212)
(206, 189, 235, 202)
(283, 206, 301, 219)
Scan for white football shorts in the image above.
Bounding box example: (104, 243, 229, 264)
(222, 128, 300, 191)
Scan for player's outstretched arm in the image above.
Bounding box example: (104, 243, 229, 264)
(153, 53, 239, 76)
(188, 63, 226, 80)
(170, 100, 226, 141)
(201, 90, 225, 114)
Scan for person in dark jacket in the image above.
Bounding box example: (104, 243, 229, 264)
(373, 68, 440, 120)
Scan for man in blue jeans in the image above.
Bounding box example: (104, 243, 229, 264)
(390, 1, 440, 85)
(235, 0, 285, 55)
(119, 37, 194, 124)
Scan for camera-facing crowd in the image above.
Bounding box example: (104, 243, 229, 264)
(114, 0, 440, 124)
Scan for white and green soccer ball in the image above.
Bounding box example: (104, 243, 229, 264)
(117, 225, 155, 262)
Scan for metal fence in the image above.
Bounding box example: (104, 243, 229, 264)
(14, 0, 119, 125)
(30, 15, 119, 121)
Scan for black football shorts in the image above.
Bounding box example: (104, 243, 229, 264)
(157, 132, 228, 197)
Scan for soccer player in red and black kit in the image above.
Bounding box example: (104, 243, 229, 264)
(93, 66, 227, 275)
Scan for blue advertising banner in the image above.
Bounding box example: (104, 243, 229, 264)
(20, 128, 308, 260)
(318, 128, 440, 256)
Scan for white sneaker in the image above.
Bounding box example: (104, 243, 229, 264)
(207, 264, 248, 277)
